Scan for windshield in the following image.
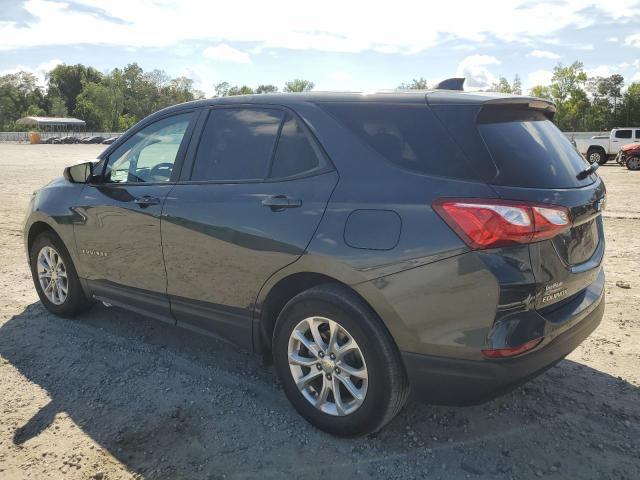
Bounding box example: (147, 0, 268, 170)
(478, 109, 593, 189)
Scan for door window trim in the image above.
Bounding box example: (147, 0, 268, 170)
(92, 109, 200, 187)
(179, 104, 335, 185)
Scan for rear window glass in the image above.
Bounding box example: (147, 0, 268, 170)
(477, 108, 593, 189)
(320, 103, 478, 180)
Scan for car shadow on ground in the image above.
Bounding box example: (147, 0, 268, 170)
(1, 302, 639, 479)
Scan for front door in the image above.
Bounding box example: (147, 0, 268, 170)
(161, 107, 338, 347)
(73, 111, 197, 321)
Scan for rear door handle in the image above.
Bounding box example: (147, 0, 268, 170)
(134, 195, 161, 208)
(261, 195, 302, 211)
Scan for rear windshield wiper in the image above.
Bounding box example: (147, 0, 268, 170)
(577, 162, 600, 180)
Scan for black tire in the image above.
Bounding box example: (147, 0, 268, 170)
(273, 283, 409, 436)
(587, 148, 606, 165)
(627, 156, 640, 171)
(29, 231, 92, 317)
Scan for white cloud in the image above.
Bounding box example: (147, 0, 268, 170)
(625, 33, 640, 48)
(633, 71, 640, 82)
(619, 59, 640, 69)
(608, 37, 619, 42)
(0, 58, 62, 87)
(527, 69, 553, 87)
(585, 65, 613, 77)
(1, 0, 638, 56)
(528, 49, 561, 60)
(456, 55, 500, 89)
(202, 44, 251, 64)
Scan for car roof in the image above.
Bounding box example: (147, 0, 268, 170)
(154, 90, 552, 113)
(140, 90, 556, 128)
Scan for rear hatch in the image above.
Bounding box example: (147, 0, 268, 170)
(430, 97, 606, 311)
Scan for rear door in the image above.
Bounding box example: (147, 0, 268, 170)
(73, 111, 196, 320)
(161, 106, 338, 347)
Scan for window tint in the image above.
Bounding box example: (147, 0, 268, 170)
(104, 113, 192, 183)
(320, 103, 475, 179)
(269, 113, 325, 178)
(615, 129, 632, 139)
(477, 109, 592, 189)
(635, 130, 640, 139)
(192, 108, 282, 181)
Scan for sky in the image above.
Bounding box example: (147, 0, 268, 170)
(1, 0, 640, 96)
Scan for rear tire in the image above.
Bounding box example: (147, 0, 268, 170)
(29, 231, 91, 317)
(627, 156, 640, 171)
(273, 283, 409, 436)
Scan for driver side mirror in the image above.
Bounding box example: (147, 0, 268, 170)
(63, 161, 96, 183)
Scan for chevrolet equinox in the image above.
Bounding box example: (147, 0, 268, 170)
(24, 85, 606, 436)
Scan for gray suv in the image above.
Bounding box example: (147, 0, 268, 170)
(24, 87, 606, 436)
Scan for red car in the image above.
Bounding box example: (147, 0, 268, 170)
(616, 143, 640, 170)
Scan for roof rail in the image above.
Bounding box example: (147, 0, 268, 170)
(433, 77, 465, 91)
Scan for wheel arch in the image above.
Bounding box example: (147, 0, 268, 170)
(27, 221, 62, 255)
(255, 271, 395, 361)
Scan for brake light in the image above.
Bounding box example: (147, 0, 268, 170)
(433, 198, 571, 250)
(482, 338, 542, 358)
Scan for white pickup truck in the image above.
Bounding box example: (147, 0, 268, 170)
(574, 128, 640, 164)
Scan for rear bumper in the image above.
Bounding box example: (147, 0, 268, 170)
(402, 288, 604, 406)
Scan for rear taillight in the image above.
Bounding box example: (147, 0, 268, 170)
(481, 338, 542, 358)
(433, 198, 571, 250)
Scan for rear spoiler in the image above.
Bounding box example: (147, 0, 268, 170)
(425, 90, 556, 120)
(480, 97, 556, 120)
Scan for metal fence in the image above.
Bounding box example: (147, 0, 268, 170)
(0, 130, 609, 144)
(0, 131, 121, 143)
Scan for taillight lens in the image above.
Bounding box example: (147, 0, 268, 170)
(481, 338, 542, 358)
(433, 198, 571, 250)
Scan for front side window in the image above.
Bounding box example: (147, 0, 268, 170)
(104, 112, 192, 184)
(615, 129, 632, 139)
(635, 130, 640, 139)
(192, 108, 282, 181)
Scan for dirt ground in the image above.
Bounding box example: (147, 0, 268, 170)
(0, 143, 638, 480)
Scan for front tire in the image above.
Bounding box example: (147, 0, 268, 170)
(627, 156, 640, 171)
(273, 284, 408, 436)
(587, 148, 607, 165)
(29, 231, 91, 317)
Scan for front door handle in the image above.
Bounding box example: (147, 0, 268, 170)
(134, 195, 161, 208)
(261, 195, 302, 211)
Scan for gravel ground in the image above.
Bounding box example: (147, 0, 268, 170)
(0, 144, 638, 480)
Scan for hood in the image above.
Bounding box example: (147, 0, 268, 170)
(621, 142, 640, 153)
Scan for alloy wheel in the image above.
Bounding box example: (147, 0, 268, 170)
(287, 316, 368, 416)
(37, 246, 68, 305)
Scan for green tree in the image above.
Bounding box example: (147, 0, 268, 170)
(512, 74, 522, 95)
(283, 79, 314, 92)
(214, 82, 230, 97)
(398, 77, 428, 89)
(256, 84, 278, 94)
(225, 85, 254, 96)
(548, 62, 588, 131)
(0, 71, 46, 128)
(47, 64, 102, 115)
(529, 85, 552, 99)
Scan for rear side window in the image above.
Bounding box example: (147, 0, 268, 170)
(615, 129, 632, 139)
(477, 108, 592, 189)
(320, 103, 477, 180)
(192, 108, 282, 181)
(269, 112, 327, 179)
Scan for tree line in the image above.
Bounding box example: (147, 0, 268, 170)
(0, 63, 315, 131)
(0, 60, 638, 132)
